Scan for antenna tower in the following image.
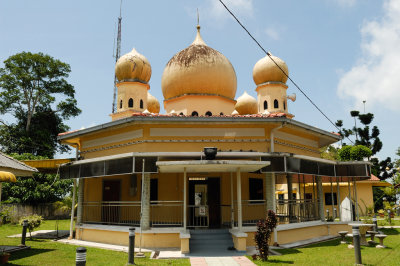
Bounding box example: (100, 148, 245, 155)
(112, 0, 122, 113)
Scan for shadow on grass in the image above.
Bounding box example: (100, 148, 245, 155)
(8, 248, 55, 261)
(381, 228, 399, 235)
(298, 239, 341, 249)
(263, 259, 295, 264)
(277, 249, 302, 255)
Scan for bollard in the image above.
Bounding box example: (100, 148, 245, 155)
(352, 225, 362, 265)
(128, 227, 135, 265)
(373, 215, 378, 232)
(76, 247, 87, 266)
(20, 219, 28, 247)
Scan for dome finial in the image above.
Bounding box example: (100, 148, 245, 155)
(192, 9, 206, 45)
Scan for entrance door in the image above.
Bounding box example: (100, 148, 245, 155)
(207, 178, 221, 228)
(188, 177, 221, 228)
(102, 180, 121, 224)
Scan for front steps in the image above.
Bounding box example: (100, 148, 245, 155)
(189, 229, 245, 256)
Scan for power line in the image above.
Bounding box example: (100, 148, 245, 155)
(218, 0, 354, 145)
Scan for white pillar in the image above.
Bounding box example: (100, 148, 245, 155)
(236, 168, 242, 231)
(69, 179, 77, 239)
(337, 178, 341, 221)
(183, 168, 187, 229)
(265, 173, 275, 212)
(230, 172, 234, 228)
(141, 173, 150, 230)
(316, 176, 324, 221)
(77, 178, 84, 224)
(330, 178, 335, 220)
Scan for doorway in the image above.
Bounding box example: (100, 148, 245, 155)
(102, 180, 121, 224)
(188, 177, 221, 228)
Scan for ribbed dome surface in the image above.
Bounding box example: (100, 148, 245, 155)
(115, 48, 152, 83)
(253, 55, 288, 85)
(161, 26, 237, 100)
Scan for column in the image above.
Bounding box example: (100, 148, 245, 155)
(183, 168, 187, 229)
(77, 178, 84, 224)
(141, 173, 151, 230)
(316, 176, 325, 221)
(337, 177, 341, 221)
(236, 168, 242, 231)
(353, 178, 359, 221)
(230, 173, 234, 228)
(287, 174, 294, 223)
(330, 178, 335, 220)
(69, 179, 77, 239)
(265, 173, 276, 212)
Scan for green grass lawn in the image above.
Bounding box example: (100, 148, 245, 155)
(377, 218, 400, 226)
(249, 228, 400, 266)
(0, 220, 189, 265)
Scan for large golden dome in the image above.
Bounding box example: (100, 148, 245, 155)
(161, 26, 237, 100)
(115, 48, 152, 83)
(147, 92, 160, 113)
(253, 54, 288, 85)
(235, 91, 258, 115)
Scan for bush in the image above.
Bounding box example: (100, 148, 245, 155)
(19, 214, 43, 238)
(254, 210, 277, 261)
(338, 145, 372, 161)
(338, 145, 352, 161)
(0, 204, 15, 225)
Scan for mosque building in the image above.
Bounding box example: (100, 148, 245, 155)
(58, 23, 376, 253)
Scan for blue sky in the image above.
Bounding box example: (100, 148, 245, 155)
(0, 0, 398, 161)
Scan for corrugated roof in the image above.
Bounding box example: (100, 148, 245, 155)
(0, 152, 38, 174)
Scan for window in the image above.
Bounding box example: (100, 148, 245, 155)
(220, 112, 224, 115)
(179, 112, 184, 115)
(274, 99, 279, 108)
(305, 193, 313, 200)
(264, 100, 268, 110)
(292, 193, 297, 200)
(205, 111, 212, 116)
(278, 194, 284, 204)
(120, 100, 123, 109)
(192, 111, 198, 116)
(140, 99, 143, 109)
(249, 178, 263, 203)
(324, 193, 337, 205)
(283, 101, 286, 110)
(128, 98, 134, 108)
(150, 179, 158, 202)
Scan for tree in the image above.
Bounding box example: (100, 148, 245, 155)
(337, 145, 372, 161)
(0, 52, 81, 157)
(0, 153, 73, 204)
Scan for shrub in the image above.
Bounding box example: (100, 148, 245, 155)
(350, 145, 372, 161)
(338, 145, 352, 161)
(0, 204, 15, 225)
(19, 214, 43, 238)
(254, 210, 277, 261)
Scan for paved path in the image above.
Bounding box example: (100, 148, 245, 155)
(190, 256, 255, 266)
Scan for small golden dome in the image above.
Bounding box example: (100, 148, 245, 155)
(115, 48, 152, 83)
(235, 91, 258, 115)
(161, 26, 237, 100)
(253, 54, 289, 85)
(147, 92, 160, 113)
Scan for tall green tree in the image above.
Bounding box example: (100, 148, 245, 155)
(0, 52, 81, 157)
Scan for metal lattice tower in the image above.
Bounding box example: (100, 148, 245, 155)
(112, 1, 122, 113)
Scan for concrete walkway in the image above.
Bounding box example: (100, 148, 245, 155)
(190, 256, 255, 266)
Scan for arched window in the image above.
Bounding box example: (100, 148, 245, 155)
(205, 111, 212, 116)
(220, 112, 224, 116)
(263, 100, 268, 110)
(192, 111, 198, 116)
(283, 101, 286, 110)
(128, 98, 133, 108)
(179, 112, 184, 115)
(120, 100, 123, 109)
(140, 99, 143, 109)
(274, 99, 279, 109)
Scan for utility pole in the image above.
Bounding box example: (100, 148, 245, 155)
(112, 0, 122, 113)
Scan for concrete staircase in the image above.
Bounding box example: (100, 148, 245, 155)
(189, 229, 245, 256)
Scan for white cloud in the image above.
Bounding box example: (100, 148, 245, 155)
(264, 27, 280, 41)
(337, 0, 400, 112)
(208, 0, 253, 20)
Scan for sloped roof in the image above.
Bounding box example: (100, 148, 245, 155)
(0, 152, 38, 176)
